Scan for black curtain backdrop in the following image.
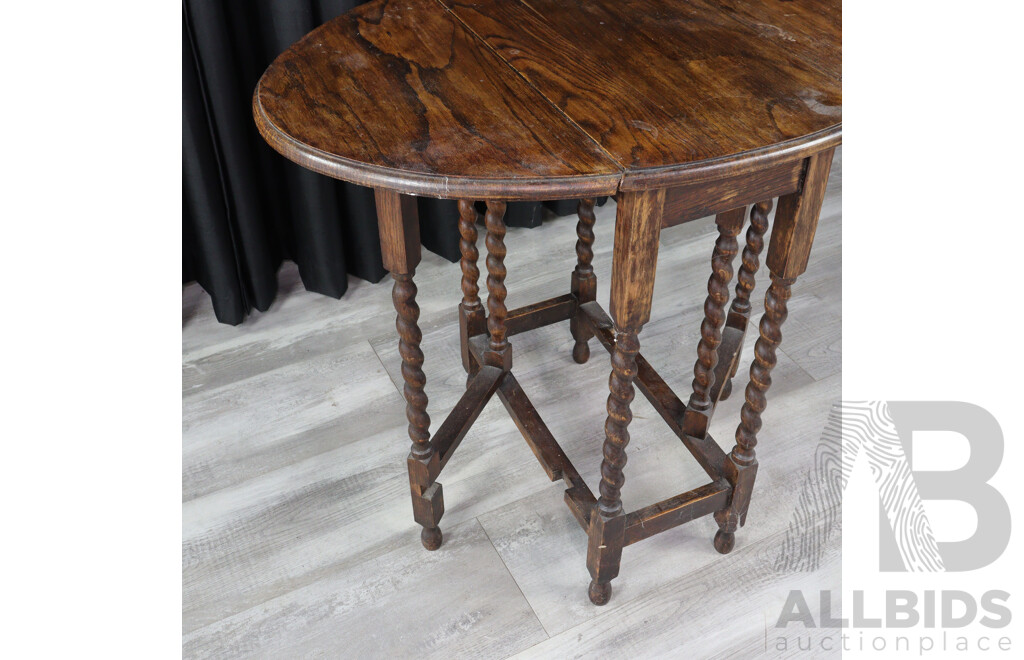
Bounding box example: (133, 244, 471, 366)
(183, 0, 591, 325)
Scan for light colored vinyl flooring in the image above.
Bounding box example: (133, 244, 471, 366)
(183, 151, 841, 658)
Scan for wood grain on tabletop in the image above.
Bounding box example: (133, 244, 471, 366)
(255, 0, 841, 197)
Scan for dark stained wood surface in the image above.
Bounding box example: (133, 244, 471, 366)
(661, 159, 803, 228)
(255, 0, 841, 199)
(254, 0, 621, 200)
(714, 0, 842, 79)
(374, 189, 420, 272)
(623, 480, 731, 546)
(441, 0, 841, 186)
(768, 148, 837, 278)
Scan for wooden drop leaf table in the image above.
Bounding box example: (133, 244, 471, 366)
(254, 0, 841, 605)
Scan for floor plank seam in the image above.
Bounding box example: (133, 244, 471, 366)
(368, 336, 404, 399)
(776, 345, 821, 383)
(475, 517, 553, 647)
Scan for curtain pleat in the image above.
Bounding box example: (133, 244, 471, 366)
(183, 1, 598, 325)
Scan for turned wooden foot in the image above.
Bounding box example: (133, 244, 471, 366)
(421, 525, 443, 551)
(572, 340, 590, 364)
(588, 579, 612, 606)
(714, 507, 740, 554)
(713, 529, 735, 554)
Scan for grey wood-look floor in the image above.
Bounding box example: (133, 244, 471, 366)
(183, 151, 841, 659)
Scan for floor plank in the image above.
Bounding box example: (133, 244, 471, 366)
(511, 519, 840, 659)
(184, 518, 548, 659)
(183, 338, 402, 502)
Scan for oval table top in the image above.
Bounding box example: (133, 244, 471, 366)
(254, 0, 841, 200)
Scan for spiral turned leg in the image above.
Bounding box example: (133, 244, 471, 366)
(683, 210, 743, 438)
(393, 273, 431, 459)
(483, 201, 511, 369)
(714, 273, 793, 553)
(570, 198, 597, 364)
(587, 329, 640, 604)
(598, 330, 640, 517)
(689, 217, 742, 411)
(735, 275, 792, 465)
(458, 200, 485, 385)
(392, 271, 443, 550)
(720, 200, 772, 401)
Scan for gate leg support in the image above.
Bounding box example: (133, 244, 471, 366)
(483, 201, 512, 371)
(683, 208, 744, 438)
(571, 198, 597, 363)
(714, 149, 834, 553)
(458, 200, 486, 384)
(719, 200, 772, 401)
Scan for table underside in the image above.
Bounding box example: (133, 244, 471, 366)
(383, 175, 838, 605)
(432, 296, 739, 548)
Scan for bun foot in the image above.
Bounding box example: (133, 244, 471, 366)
(588, 579, 612, 606)
(713, 529, 735, 554)
(719, 379, 733, 401)
(421, 526, 443, 551)
(572, 341, 590, 364)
